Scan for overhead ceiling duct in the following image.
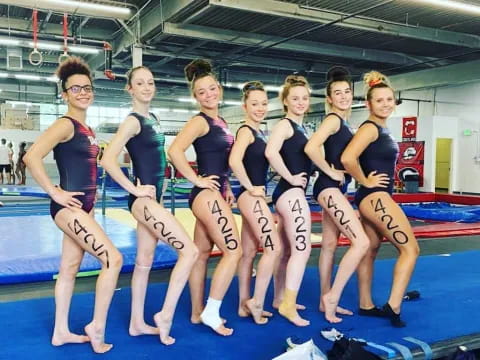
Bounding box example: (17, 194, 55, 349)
(0, 0, 132, 20)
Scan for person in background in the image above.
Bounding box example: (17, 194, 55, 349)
(7, 142, 15, 184)
(15, 142, 27, 185)
(0, 138, 11, 185)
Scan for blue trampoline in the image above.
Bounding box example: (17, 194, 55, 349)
(0, 213, 178, 284)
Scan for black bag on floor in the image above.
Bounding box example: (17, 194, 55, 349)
(327, 337, 382, 360)
(446, 346, 477, 360)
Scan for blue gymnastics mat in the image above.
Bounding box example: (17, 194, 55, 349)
(1, 251, 480, 359)
(0, 213, 178, 284)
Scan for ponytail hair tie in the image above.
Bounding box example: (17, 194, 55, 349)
(368, 79, 383, 87)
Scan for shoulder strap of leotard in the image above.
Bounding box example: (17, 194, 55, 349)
(358, 120, 381, 137)
(324, 112, 344, 133)
(325, 112, 344, 123)
(198, 111, 212, 123)
(236, 124, 256, 137)
(198, 111, 227, 126)
(128, 112, 145, 122)
(60, 115, 93, 133)
(150, 112, 160, 123)
(60, 115, 78, 126)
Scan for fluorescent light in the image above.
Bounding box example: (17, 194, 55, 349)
(7, 100, 32, 107)
(351, 103, 366, 109)
(413, 0, 480, 15)
(46, 76, 59, 82)
(30, 41, 61, 51)
(70, 46, 101, 54)
(0, 72, 8, 78)
(28, 42, 101, 54)
(173, 109, 190, 113)
(0, 37, 21, 46)
(223, 100, 242, 106)
(178, 97, 196, 103)
(265, 85, 282, 92)
(152, 108, 170, 112)
(15, 74, 41, 81)
(44, 0, 131, 17)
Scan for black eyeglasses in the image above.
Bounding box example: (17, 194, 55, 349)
(65, 85, 94, 94)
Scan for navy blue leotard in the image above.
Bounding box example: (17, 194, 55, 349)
(272, 118, 312, 204)
(189, 112, 234, 208)
(125, 112, 167, 211)
(50, 116, 99, 219)
(313, 113, 353, 199)
(235, 124, 268, 198)
(354, 120, 399, 206)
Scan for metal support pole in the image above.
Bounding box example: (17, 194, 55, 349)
(101, 167, 107, 216)
(168, 162, 176, 215)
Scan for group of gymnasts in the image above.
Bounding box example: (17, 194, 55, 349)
(23, 55, 419, 354)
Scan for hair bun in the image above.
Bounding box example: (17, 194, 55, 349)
(326, 66, 350, 82)
(184, 59, 212, 82)
(285, 74, 307, 86)
(363, 70, 388, 88)
(242, 81, 264, 94)
(56, 56, 92, 91)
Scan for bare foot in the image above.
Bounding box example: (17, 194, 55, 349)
(84, 322, 113, 354)
(239, 302, 273, 319)
(192, 314, 226, 325)
(238, 305, 250, 317)
(319, 303, 353, 316)
(322, 294, 342, 323)
(191, 314, 202, 324)
(205, 322, 234, 336)
(245, 299, 269, 325)
(51, 331, 90, 346)
(129, 321, 159, 336)
(273, 300, 306, 311)
(153, 312, 175, 345)
(278, 305, 310, 327)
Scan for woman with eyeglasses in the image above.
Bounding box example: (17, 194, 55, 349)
(229, 81, 281, 324)
(304, 67, 369, 323)
(265, 75, 313, 327)
(168, 59, 241, 337)
(24, 57, 123, 353)
(101, 66, 198, 345)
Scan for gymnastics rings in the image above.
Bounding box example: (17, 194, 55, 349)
(58, 51, 70, 64)
(28, 49, 43, 66)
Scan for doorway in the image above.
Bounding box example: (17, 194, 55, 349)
(435, 138, 452, 192)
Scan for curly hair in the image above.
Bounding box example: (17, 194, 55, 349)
(56, 56, 92, 92)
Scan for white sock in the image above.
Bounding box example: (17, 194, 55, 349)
(200, 297, 222, 330)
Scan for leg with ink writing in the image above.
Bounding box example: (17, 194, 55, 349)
(55, 209, 122, 353)
(192, 190, 242, 336)
(318, 188, 369, 323)
(51, 233, 89, 346)
(275, 189, 312, 327)
(132, 198, 199, 345)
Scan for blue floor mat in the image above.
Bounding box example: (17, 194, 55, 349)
(1, 250, 479, 359)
